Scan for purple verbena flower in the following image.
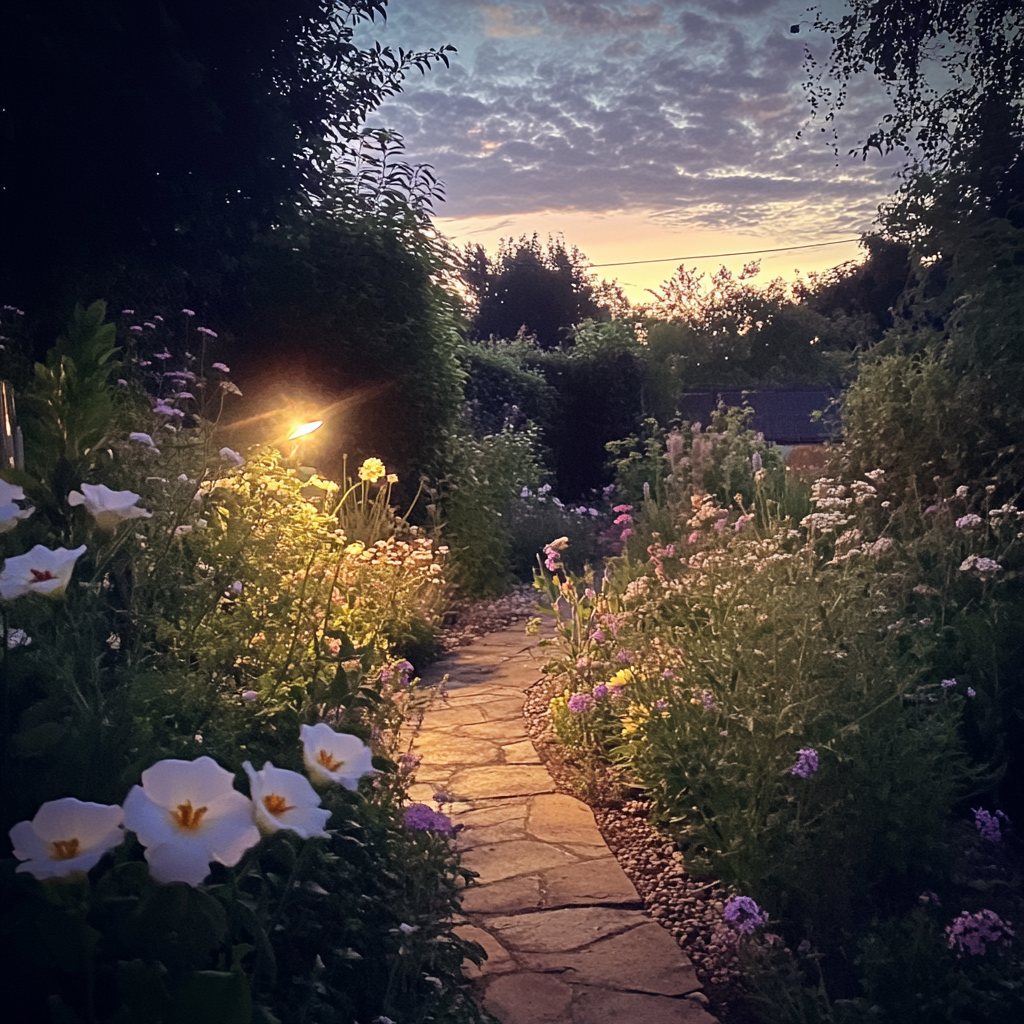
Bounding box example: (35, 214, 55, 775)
(567, 692, 596, 714)
(590, 629, 606, 643)
(973, 808, 1009, 843)
(967, 687, 976, 697)
(941, 678, 957, 689)
(182, 308, 195, 317)
(955, 514, 983, 529)
(789, 748, 820, 778)
(723, 896, 768, 935)
(404, 803, 454, 835)
(592, 684, 609, 699)
(945, 909, 1015, 957)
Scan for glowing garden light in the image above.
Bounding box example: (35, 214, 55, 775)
(287, 420, 323, 441)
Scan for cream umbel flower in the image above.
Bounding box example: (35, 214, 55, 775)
(301, 723, 375, 790)
(123, 756, 260, 885)
(9, 797, 124, 879)
(0, 544, 87, 599)
(68, 482, 152, 531)
(243, 761, 331, 838)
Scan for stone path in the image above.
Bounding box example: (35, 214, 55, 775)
(410, 625, 719, 1024)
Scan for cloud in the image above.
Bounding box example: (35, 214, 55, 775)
(362, 0, 900, 240)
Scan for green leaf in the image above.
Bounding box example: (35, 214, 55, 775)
(166, 970, 252, 1024)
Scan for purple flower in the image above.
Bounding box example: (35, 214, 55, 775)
(121, 308, 135, 314)
(789, 748, 820, 778)
(700, 690, 719, 711)
(723, 896, 768, 935)
(967, 687, 976, 697)
(615, 649, 633, 664)
(143, 322, 156, 329)
(182, 308, 196, 317)
(924, 504, 939, 515)
(241, 690, 258, 702)
(956, 514, 983, 529)
(654, 698, 668, 711)
(941, 678, 957, 689)
(154, 349, 173, 361)
(973, 808, 1009, 843)
(212, 362, 230, 373)
(404, 803, 454, 835)
(567, 692, 596, 714)
(197, 326, 218, 337)
(129, 325, 143, 332)
(154, 315, 164, 322)
(592, 684, 608, 699)
(613, 504, 633, 514)
(609, 684, 625, 698)
(590, 629, 606, 644)
(662, 669, 675, 680)
(379, 665, 394, 683)
(620, 528, 633, 540)
(946, 909, 1015, 957)
(613, 513, 633, 526)
(751, 452, 763, 472)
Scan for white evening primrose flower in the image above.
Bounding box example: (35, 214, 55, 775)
(0, 501, 33, 534)
(0, 544, 87, 600)
(243, 761, 331, 839)
(0, 479, 34, 533)
(219, 447, 244, 469)
(68, 482, 152, 531)
(122, 756, 260, 885)
(301, 723, 375, 791)
(9, 797, 124, 880)
(0, 480, 26, 504)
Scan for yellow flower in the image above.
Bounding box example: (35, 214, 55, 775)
(609, 668, 633, 688)
(358, 457, 386, 483)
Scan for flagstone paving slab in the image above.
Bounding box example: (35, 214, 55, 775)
(407, 623, 717, 1023)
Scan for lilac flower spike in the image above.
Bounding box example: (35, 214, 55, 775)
(789, 748, 820, 778)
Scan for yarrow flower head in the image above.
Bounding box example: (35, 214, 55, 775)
(789, 748, 820, 779)
(404, 802, 454, 835)
(567, 692, 596, 714)
(946, 909, 1015, 957)
(723, 895, 769, 935)
(9, 798, 124, 880)
(956, 514, 983, 529)
(959, 555, 1002, 576)
(358, 457, 386, 483)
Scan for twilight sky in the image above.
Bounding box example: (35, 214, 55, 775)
(359, 1, 904, 301)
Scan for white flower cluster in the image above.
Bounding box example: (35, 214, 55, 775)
(8, 723, 374, 885)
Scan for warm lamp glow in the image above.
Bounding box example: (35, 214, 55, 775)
(287, 420, 323, 441)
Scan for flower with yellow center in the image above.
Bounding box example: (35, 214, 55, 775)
(9, 797, 124, 880)
(357, 457, 386, 483)
(243, 761, 330, 838)
(123, 756, 260, 885)
(301, 723, 375, 790)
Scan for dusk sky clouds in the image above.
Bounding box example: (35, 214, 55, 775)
(359, 1, 905, 299)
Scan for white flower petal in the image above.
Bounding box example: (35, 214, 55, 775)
(32, 797, 123, 845)
(139, 756, 238, 809)
(245, 761, 331, 838)
(300, 723, 375, 790)
(144, 841, 216, 886)
(9, 819, 50, 862)
(123, 785, 180, 849)
(0, 480, 26, 503)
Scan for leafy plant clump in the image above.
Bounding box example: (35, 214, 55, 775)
(535, 420, 1024, 1022)
(0, 302, 492, 1024)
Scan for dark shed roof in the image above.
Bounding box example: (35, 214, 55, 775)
(678, 389, 840, 445)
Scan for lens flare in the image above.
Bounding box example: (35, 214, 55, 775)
(287, 420, 323, 440)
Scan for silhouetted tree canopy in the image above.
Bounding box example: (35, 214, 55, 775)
(805, 1, 1024, 222)
(0, 1, 452, 317)
(463, 235, 624, 349)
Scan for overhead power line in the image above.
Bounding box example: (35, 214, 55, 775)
(586, 237, 863, 268)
